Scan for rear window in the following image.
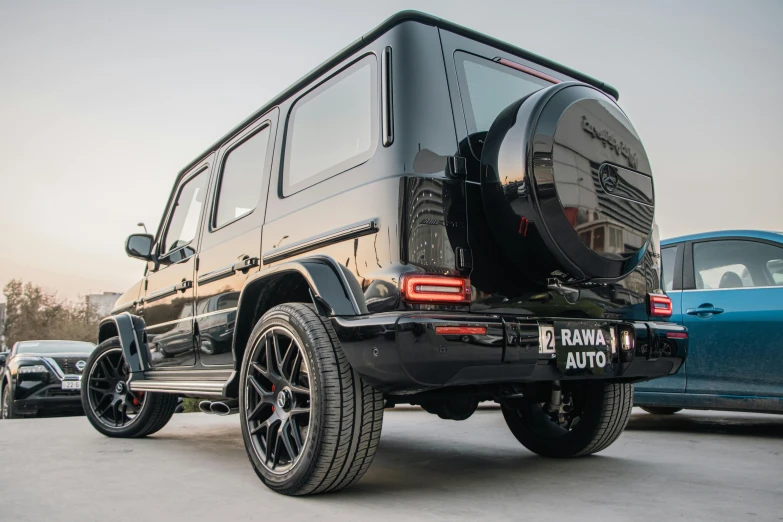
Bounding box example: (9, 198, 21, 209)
(283, 55, 378, 195)
(455, 51, 552, 137)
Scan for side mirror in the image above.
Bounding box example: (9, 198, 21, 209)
(0, 353, 7, 366)
(125, 233, 155, 261)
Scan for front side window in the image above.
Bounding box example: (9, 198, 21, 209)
(693, 240, 783, 289)
(661, 246, 677, 291)
(455, 51, 552, 138)
(161, 168, 209, 258)
(283, 55, 378, 194)
(214, 126, 271, 228)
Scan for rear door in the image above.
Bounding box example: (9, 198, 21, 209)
(195, 111, 278, 366)
(682, 238, 783, 397)
(635, 241, 687, 393)
(142, 159, 212, 368)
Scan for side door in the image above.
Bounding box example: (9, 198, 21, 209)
(635, 241, 687, 393)
(682, 238, 783, 397)
(195, 112, 278, 366)
(142, 160, 212, 368)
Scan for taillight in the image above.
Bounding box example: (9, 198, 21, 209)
(435, 326, 487, 335)
(648, 294, 672, 317)
(401, 274, 471, 304)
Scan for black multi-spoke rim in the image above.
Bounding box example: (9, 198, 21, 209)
(245, 326, 311, 474)
(87, 348, 146, 428)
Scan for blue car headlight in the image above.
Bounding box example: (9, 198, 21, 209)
(18, 364, 48, 374)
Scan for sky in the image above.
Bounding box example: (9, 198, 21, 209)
(1, 0, 782, 302)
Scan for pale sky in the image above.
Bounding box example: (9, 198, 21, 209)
(1, 0, 782, 302)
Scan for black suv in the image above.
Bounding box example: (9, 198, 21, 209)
(82, 12, 687, 495)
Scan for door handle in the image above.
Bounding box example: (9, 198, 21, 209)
(176, 280, 193, 292)
(686, 306, 724, 317)
(233, 256, 259, 273)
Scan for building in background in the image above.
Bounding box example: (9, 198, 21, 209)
(0, 302, 6, 349)
(85, 292, 121, 318)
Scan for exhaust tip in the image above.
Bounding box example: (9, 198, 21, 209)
(198, 400, 213, 414)
(210, 400, 239, 416)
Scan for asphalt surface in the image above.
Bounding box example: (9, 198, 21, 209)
(0, 407, 781, 522)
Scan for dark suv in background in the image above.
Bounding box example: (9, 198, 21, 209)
(82, 11, 686, 495)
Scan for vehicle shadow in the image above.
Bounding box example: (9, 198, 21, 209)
(626, 411, 783, 439)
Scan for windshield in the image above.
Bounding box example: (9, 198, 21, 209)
(16, 341, 95, 355)
(455, 51, 553, 138)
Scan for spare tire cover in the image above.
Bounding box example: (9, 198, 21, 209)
(481, 82, 654, 283)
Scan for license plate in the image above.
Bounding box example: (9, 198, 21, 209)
(61, 380, 81, 390)
(554, 321, 615, 376)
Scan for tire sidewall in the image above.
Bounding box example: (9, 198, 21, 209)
(503, 382, 628, 457)
(81, 337, 152, 437)
(239, 307, 324, 492)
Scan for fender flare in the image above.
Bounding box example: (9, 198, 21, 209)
(98, 313, 151, 382)
(224, 255, 368, 397)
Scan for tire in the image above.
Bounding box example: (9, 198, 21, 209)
(502, 382, 633, 458)
(640, 406, 682, 415)
(82, 337, 178, 438)
(2, 384, 16, 419)
(239, 303, 384, 496)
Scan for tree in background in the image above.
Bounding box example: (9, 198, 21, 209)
(3, 279, 100, 347)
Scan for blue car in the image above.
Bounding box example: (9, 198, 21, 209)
(635, 230, 783, 414)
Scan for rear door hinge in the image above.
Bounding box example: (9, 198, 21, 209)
(456, 247, 473, 272)
(448, 156, 467, 179)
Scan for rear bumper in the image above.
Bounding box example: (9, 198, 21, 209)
(332, 312, 686, 393)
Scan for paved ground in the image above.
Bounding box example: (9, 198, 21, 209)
(0, 407, 781, 522)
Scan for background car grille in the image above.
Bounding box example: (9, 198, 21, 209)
(51, 357, 86, 376)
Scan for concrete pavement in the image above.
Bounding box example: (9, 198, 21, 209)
(0, 407, 781, 521)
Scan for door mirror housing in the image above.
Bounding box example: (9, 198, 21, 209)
(125, 233, 155, 261)
(0, 352, 7, 366)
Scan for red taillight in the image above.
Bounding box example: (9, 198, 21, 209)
(666, 332, 688, 339)
(401, 274, 470, 304)
(435, 326, 487, 335)
(648, 294, 672, 317)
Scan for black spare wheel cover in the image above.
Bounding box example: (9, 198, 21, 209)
(481, 82, 654, 283)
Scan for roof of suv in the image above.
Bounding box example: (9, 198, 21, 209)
(179, 10, 619, 177)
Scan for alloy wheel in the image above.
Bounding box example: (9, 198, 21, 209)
(87, 348, 146, 428)
(245, 326, 311, 474)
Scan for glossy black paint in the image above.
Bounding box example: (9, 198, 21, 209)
(0, 341, 95, 417)
(104, 13, 681, 400)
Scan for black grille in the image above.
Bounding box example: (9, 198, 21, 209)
(52, 357, 86, 376)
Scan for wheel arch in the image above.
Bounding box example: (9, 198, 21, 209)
(224, 255, 367, 397)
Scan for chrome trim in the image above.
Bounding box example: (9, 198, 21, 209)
(112, 300, 137, 313)
(196, 307, 237, 320)
(129, 380, 226, 396)
(144, 307, 238, 331)
(381, 46, 394, 147)
(263, 219, 378, 264)
(145, 285, 178, 303)
(198, 264, 235, 284)
(145, 316, 193, 330)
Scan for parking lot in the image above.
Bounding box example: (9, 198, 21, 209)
(1, 407, 780, 522)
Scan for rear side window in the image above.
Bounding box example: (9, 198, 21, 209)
(661, 246, 677, 291)
(455, 51, 552, 136)
(693, 240, 783, 289)
(283, 55, 378, 195)
(213, 126, 271, 228)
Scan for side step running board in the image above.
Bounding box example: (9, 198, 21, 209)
(129, 380, 226, 397)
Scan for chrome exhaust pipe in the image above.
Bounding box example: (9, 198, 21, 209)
(198, 400, 214, 414)
(210, 400, 239, 416)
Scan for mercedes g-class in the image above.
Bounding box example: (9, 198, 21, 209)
(82, 11, 687, 496)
